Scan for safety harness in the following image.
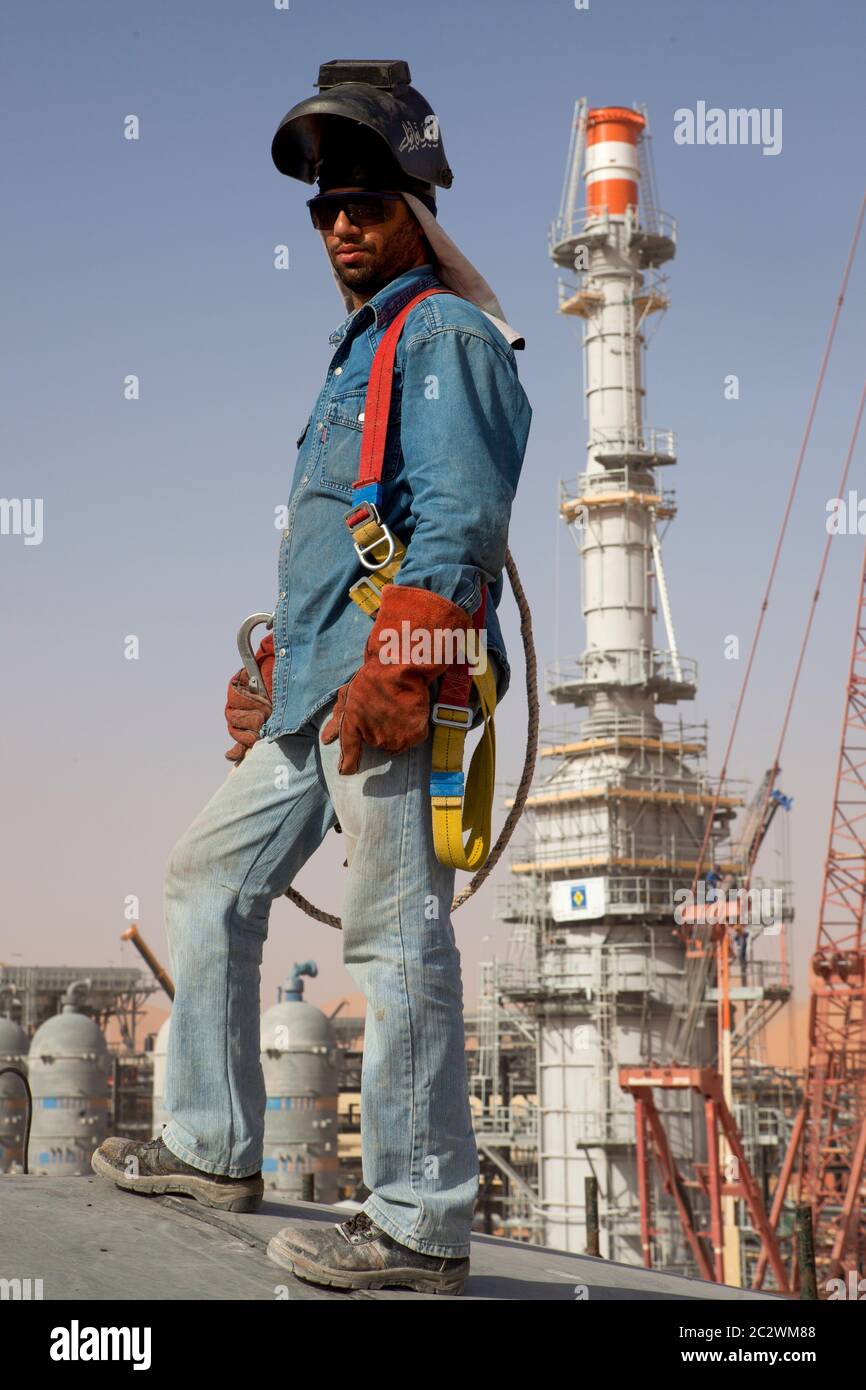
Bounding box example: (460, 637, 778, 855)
(342, 285, 498, 872)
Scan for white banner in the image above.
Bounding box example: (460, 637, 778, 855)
(550, 877, 607, 922)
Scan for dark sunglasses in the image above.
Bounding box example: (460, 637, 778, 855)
(306, 190, 402, 231)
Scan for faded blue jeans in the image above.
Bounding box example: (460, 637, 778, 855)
(161, 698, 479, 1258)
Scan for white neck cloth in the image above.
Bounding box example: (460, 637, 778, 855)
(326, 190, 525, 350)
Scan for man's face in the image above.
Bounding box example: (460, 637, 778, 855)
(318, 186, 431, 305)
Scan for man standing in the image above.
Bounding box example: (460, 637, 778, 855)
(92, 59, 531, 1296)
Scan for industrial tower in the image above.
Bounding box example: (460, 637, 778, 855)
(472, 102, 793, 1271)
(541, 101, 714, 1261)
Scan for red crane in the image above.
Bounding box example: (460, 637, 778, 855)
(795, 537, 866, 1278)
(756, 536, 866, 1289)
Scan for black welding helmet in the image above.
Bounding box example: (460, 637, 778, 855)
(271, 59, 453, 215)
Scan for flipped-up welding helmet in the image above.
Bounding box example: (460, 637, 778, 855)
(271, 59, 451, 216)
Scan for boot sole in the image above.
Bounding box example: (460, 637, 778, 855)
(91, 1149, 264, 1213)
(266, 1232, 467, 1296)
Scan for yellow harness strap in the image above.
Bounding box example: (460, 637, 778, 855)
(347, 513, 406, 615)
(429, 662, 497, 872)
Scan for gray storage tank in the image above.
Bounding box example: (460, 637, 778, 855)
(151, 1016, 171, 1137)
(260, 962, 339, 1201)
(27, 983, 111, 1175)
(0, 1013, 30, 1173)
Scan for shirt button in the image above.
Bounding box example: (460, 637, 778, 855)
(279, 648, 286, 657)
(334, 366, 343, 376)
(282, 529, 289, 538)
(317, 421, 324, 430)
(280, 591, 286, 599)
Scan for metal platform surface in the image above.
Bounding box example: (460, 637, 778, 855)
(0, 1176, 783, 1301)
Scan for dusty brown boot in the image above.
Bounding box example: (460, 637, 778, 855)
(91, 1136, 263, 1213)
(267, 1210, 469, 1294)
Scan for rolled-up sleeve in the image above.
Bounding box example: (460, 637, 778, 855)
(394, 326, 531, 613)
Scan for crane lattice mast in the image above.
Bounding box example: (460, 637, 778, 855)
(796, 538, 866, 1276)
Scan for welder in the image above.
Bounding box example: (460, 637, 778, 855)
(92, 59, 531, 1297)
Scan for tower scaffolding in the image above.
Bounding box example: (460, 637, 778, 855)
(475, 102, 794, 1270)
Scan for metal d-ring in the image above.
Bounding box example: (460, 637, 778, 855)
(354, 524, 396, 571)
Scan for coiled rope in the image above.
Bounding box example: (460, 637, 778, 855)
(284, 547, 539, 929)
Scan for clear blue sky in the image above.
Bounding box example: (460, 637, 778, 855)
(2, 0, 865, 1027)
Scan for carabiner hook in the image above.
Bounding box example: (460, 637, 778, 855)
(236, 612, 274, 696)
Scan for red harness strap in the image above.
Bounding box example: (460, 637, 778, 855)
(344, 283, 489, 718)
(355, 285, 456, 495)
(436, 587, 488, 710)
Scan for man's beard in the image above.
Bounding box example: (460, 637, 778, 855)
(328, 223, 430, 298)
(331, 256, 383, 293)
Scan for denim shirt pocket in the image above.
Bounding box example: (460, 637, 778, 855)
(319, 387, 402, 495)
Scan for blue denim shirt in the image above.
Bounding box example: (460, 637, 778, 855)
(262, 263, 532, 739)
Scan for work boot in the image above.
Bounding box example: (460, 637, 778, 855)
(267, 1210, 469, 1295)
(91, 1136, 264, 1213)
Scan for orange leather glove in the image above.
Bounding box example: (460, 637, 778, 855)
(321, 584, 473, 775)
(225, 632, 275, 763)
